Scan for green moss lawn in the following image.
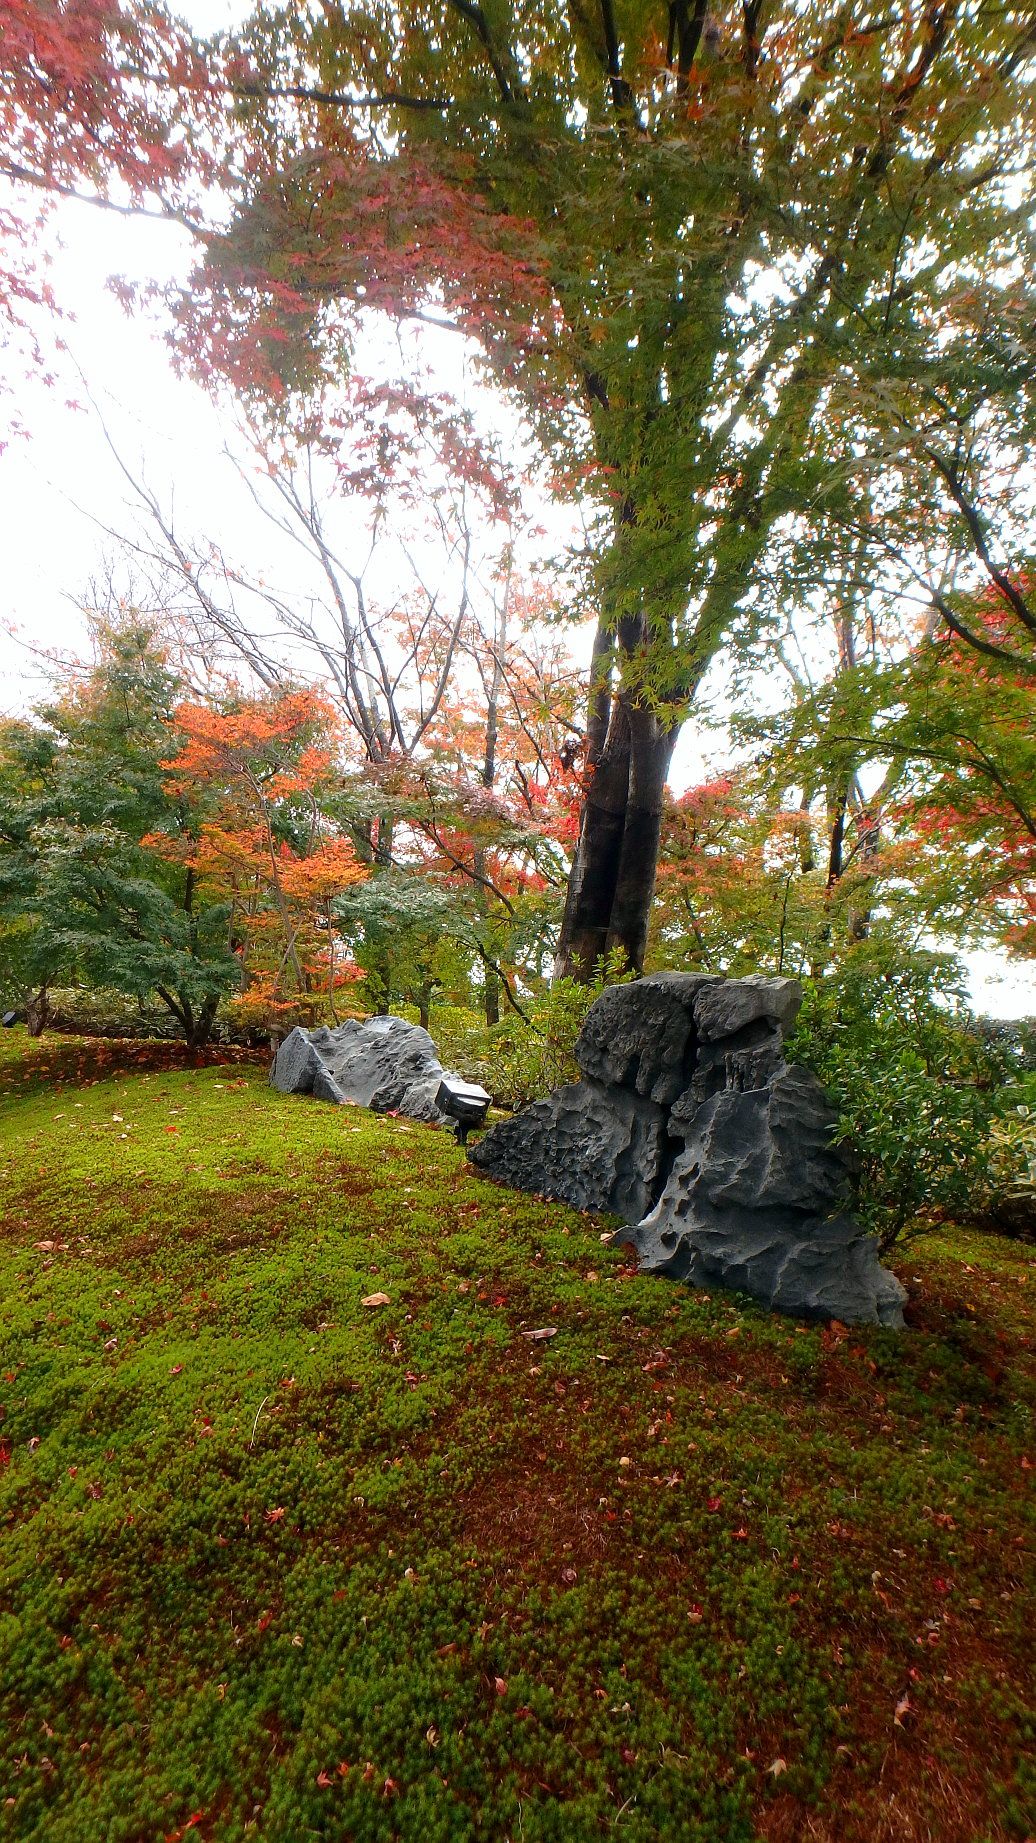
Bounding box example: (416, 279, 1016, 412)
(0, 1034, 1032, 1843)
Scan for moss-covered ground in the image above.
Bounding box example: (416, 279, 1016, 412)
(0, 1033, 1032, 1843)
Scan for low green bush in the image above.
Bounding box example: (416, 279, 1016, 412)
(984, 1093, 1036, 1238)
(789, 947, 1027, 1249)
(430, 958, 634, 1109)
(45, 985, 180, 1040)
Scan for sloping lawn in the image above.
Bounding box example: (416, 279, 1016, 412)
(0, 1033, 1032, 1843)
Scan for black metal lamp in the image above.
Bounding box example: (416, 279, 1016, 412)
(434, 1075, 492, 1145)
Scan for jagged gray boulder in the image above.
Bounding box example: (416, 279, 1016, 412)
(469, 974, 906, 1329)
(271, 1017, 452, 1123)
(464, 1081, 669, 1226)
(574, 971, 709, 1104)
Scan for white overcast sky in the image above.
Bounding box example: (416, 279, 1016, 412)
(0, 0, 1032, 1019)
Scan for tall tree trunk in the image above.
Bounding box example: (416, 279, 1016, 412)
(477, 567, 506, 1027)
(25, 984, 50, 1037)
(556, 676, 679, 983)
(555, 695, 633, 980)
(606, 705, 679, 972)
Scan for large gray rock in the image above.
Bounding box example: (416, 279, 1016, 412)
(628, 1069, 906, 1327)
(470, 975, 906, 1329)
(271, 1017, 452, 1123)
(693, 973, 803, 1043)
(574, 972, 711, 1105)
(466, 1080, 669, 1224)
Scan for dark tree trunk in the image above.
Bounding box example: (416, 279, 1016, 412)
(555, 697, 632, 980)
(374, 815, 393, 868)
(25, 984, 50, 1037)
(607, 706, 679, 973)
(826, 787, 848, 887)
(483, 963, 500, 1028)
(186, 995, 219, 1053)
(555, 695, 677, 981)
(416, 978, 438, 1032)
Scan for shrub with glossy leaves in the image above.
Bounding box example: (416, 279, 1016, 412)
(788, 945, 1014, 1249)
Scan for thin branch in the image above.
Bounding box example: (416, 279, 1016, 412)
(446, 0, 524, 105)
(0, 157, 200, 231)
(469, 937, 538, 1028)
(923, 448, 1036, 634)
(231, 81, 451, 113)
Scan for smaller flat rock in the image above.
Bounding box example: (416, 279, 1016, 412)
(270, 1016, 451, 1123)
(270, 1026, 323, 1096)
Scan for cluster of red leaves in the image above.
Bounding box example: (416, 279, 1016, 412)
(0, 0, 222, 405)
(175, 135, 558, 403)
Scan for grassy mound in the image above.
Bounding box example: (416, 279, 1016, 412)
(0, 1034, 1032, 1843)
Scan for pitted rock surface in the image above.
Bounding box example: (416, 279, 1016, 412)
(271, 1017, 452, 1123)
(469, 975, 906, 1328)
(464, 1081, 669, 1227)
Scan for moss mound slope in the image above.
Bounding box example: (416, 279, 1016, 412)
(0, 1036, 1032, 1842)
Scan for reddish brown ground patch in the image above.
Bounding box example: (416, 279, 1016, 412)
(0, 1036, 265, 1090)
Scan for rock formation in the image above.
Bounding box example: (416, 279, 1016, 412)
(271, 1017, 452, 1123)
(469, 973, 906, 1328)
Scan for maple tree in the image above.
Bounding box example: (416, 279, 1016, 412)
(333, 614, 584, 1026)
(153, 687, 369, 1033)
(0, 622, 240, 1047)
(716, 553, 1036, 978)
(653, 771, 895, 982)
(88, 406, 585, 1023)
(0, 625, 375, 1045)
(0, 0, 222, 416)
(820, 602, 1035, 959)
(177, 0, 1036, 980)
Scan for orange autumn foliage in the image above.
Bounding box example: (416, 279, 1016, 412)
(150, 690, 367, 1029)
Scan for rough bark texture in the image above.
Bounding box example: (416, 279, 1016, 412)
(556, 699, 633, 980)
(557, 693, 678, 981)
(607, 708, 679, 973)
(470, 973, 906, 1328)
(24, 985, 50, 1038)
